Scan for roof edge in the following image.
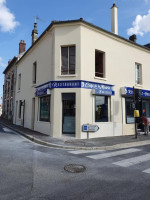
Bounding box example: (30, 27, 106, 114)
(3, 56, 17, 74)
(16, 18, 150, 65)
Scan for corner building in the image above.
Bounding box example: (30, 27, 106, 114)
(14, 18, 150, 139)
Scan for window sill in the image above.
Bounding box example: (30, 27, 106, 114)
(37, 120, 50, 123)
(135, 84, 143, 88)
(94, 76, 107, 81)
(32, 83, 36, 87)
(58, 74, 77, 78)
(95, 121, 112, 123)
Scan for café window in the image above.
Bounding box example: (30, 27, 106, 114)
(142, 100, 150, 119)
(95, 96, 108, 122)
(61, 46, 75, 75)
(40, 96, 50, 122)
(125, 98, 134, 124)
(95, 50, 105, 78)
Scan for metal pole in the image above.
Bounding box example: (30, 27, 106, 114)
(133, 87, 137, 139)
(87, 131, 89, 139)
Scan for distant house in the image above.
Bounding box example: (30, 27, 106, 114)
(13, 4, 150, 139)
(2, 41, 26, 121)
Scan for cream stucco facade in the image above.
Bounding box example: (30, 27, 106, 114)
(14, 19, 150, 139)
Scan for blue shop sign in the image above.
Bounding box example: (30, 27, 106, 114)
(35, 80, 115, 97)
(122, 87, 150, 98)
(94, 89, 115, 96)
(35, 82, 51, 96)
(51, 80, 81, 88)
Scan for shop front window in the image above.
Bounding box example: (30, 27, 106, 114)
(95, 96, 108, 122)
(125, 98, 134, 124)
(40, 96, 50, 122)
(142, 100, 150, 120)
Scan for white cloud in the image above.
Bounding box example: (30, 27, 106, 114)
(0, 57, 6, 68)
(144, 0, 149, 4)
(0, 0, 19, 32)
(127, 10, 150, 36)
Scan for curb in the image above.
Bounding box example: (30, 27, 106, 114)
(1, 122, 150, 150)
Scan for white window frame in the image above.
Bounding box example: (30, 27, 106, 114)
(95, 50, 105, 78)
(135, 63, 142, 85)
(61, 45, 76, 75)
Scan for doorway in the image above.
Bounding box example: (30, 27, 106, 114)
(62, 93, 75, 134)
(31, 98, 35, 130)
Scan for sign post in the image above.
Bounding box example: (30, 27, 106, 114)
(82, 124, 99, 139)
(133, 87, 141, 139)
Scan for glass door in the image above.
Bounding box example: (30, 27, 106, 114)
(62, 93, 75, 134)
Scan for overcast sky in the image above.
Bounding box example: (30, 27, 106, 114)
(0, 0, 150, 102)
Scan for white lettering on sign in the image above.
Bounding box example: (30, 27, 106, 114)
(82, 124, 99, 132)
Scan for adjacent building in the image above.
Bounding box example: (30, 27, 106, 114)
(2, 40, 26, 121)
(13, 4, 150, 138)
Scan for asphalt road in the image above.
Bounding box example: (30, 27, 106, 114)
(0, 124, 150, 200)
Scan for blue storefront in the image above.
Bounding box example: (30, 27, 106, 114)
(121, 87, 150, 124)
(35, 80, 115, 137)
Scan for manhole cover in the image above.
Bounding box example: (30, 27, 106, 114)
(64, 164, 86, 173)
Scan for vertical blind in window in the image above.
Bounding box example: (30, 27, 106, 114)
(61, 46, 75, 75)
(135, 63, 142, 85)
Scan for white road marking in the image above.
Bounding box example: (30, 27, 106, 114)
(86, 148, 141, 160)
(143, 168, 150, 174)
(113, 153, 150, 167)
(68, 149, 105, 155)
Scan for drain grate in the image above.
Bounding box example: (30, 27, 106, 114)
(64, 164, 86, 173)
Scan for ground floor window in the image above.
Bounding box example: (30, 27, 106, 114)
(95, 96, 108, 122)
(142, 99, 150, 120)
(125, 97, 150, 123)
(125, 98, 134, 124)
(40, 96, 50, 122)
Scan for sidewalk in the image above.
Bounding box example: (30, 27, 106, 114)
(0, 117, 150, 150)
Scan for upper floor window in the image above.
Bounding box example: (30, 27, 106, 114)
(135, 63, 142, 85)
(95, 50, 105, 78)
(61, 46, 75, 75)
(33, 61, 37, 84)
(18, 73, 21, 91)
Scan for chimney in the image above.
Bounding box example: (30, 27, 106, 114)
(31, 22, 38, 44)
(129, 34, 137, 43)
(111, 3, 118, 35)
(8, 59, 11, 64)
(19, 40, 26, 54)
